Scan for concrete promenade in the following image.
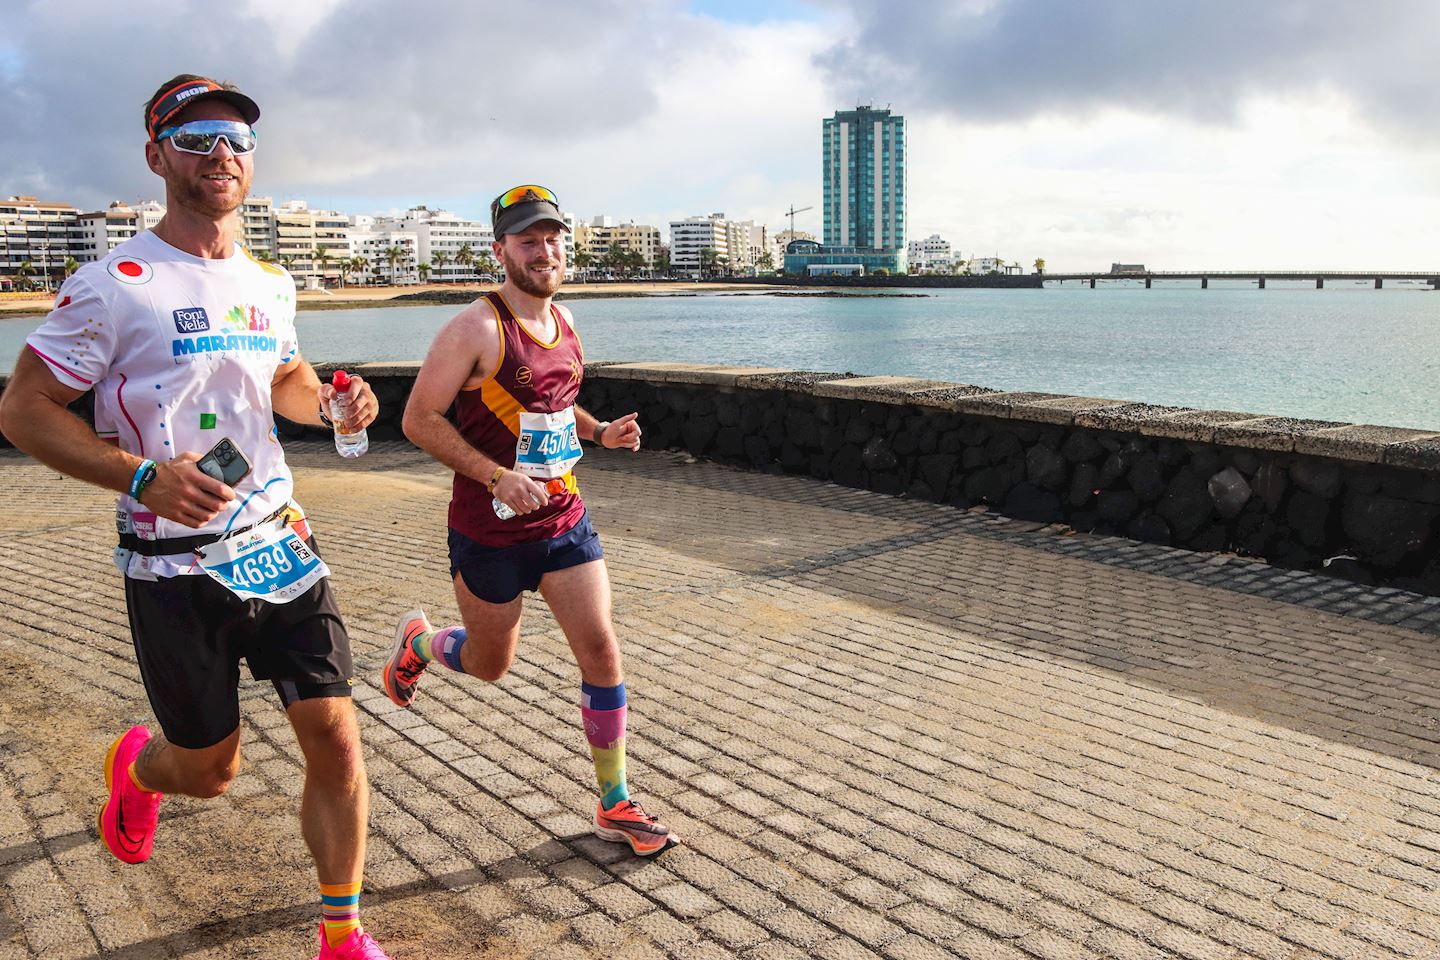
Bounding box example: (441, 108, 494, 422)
(2, 441, 1439, 960)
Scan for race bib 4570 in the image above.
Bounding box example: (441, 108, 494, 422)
(515, 406, 583, 478)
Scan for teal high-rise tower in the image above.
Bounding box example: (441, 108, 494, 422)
(823, 106, 906, 252)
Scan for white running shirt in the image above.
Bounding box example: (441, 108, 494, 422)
(27, 230, 302, 578)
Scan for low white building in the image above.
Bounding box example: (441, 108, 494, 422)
(907, 234, 954, 273)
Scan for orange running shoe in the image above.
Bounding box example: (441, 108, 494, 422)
(594, 799, 674, 856)
(98, 725, 162, 864)
(382, 608, 433, 708)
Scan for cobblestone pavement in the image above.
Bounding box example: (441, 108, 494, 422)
(2, 441, 1438, 960)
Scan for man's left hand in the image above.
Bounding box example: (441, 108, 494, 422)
(318, 374, 379, 432)
(600, 411, 642, 451)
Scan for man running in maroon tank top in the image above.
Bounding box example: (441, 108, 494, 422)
(384, 185, 673, 855)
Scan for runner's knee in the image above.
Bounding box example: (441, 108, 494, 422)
(186, 755, 240, 798)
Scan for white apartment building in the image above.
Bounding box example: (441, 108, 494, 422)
(0, 196, 83, 290)
(669, 213, 730, 276)
(348, 216, 419, 285)
(574, 217, 662, 273)
(386, 206, 494, 282)
(273, 200, 350, 286)
(241, 197, 274, 260)
(966, 256, 1003, 275)
(76, 202, 141, 260)
(135, 200, 165, 232)
(907, 234, 954, 272)
(725, 220, 769, 274)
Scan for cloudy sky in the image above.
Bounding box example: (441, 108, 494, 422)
(3, 0, 1438, 271)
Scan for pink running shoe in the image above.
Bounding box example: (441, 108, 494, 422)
(315, 925, 393, 960)
(98, 725, 162, 864)
(594, 798, 675, 856)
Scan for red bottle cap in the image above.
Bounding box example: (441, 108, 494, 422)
(332, 369, 350, 390)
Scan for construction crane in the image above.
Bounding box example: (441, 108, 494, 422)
(782, 204, 814, 238)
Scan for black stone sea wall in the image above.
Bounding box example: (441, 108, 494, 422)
(2, 361, 1437, 596)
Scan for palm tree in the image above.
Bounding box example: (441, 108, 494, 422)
(312, 245, 332, 286)
(456, 243, 474, 281)
(383, 246, 406, 284)
(348, 256, 368, 285)
(430, 250, 449, 283)
(15, 260, 34, 291)
(476, 252, 500, 280)
(698, 247, 718, 279)
(63, 256, 80, 279)
(572, 250, 593, 281)
(418, 263, 431, 284)
(1033, 257, 1046, 274)
(279, 254, 297, 274)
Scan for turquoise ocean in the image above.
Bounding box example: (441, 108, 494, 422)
(3, 281, 1436, 431)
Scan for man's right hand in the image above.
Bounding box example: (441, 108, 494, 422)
(137, 453, 236, 528)
(492, 470, 551, 516)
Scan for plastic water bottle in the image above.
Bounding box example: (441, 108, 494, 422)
(493, 478, 567, 519)
(329, 369, 369, 458)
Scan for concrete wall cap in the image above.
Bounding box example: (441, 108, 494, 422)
(1382, 435, 1440, 470)
(810, 376, 965, 401)
(734, 371, 857, 393)
(1009, 396, 1130, 426)
(1295, 425, 1440, 464)
(1075, 402, 1194, 431)
(1214, 416, 1350, 453)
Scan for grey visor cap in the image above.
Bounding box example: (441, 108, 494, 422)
(494, 200, 572, 238)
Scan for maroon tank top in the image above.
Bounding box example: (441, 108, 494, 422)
(448, 292, 586, 547)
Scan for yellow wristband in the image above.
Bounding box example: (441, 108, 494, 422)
(487, 466, 507, 492)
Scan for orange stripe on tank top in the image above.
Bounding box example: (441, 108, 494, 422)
(479, 379, 525, 437)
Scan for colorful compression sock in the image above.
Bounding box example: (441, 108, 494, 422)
(412, 626, 468, 673)
(580, 681, 629, 811)
(320, 880, 362, 947)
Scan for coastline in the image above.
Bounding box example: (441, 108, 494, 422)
(0, 283, 930, 318)
(0, 281, 813, 318)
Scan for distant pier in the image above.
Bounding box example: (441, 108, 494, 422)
(1045, 270, 1440, 289)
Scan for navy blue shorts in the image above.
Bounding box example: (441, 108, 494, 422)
(449, 513, 605, 604)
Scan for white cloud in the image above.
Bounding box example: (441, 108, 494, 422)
(1, 0, 1438, 272)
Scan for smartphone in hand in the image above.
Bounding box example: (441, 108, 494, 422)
(196, 437, 253, 487)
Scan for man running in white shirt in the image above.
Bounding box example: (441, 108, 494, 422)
(0, 74, 392, 960)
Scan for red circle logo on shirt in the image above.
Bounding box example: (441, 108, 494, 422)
(107, 257, 153, 285)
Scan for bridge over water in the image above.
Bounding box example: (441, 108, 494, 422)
(1045, 269, 1440, 289)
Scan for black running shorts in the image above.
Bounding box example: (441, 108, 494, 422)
(123, 537, 354, 750)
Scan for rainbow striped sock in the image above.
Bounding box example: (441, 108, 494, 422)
(320, 880, 362, 948)
(580, 681, 629, 811)
(412, 626, 467, 672)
